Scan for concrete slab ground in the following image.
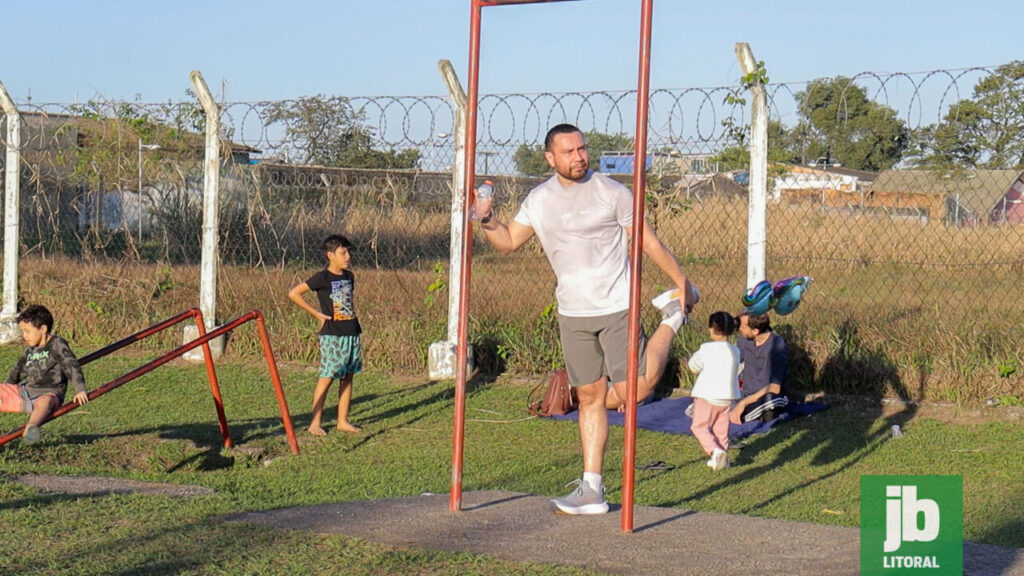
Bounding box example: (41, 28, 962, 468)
(229, 490, 1024, 576)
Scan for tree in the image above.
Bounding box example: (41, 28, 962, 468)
(265, 95, 419, 169)
(512, 143, 551, 176)
(918, 61, 1024, 169)
(793, 77, 909, 171)
(711, 119, 797, 171)
(512, 130, 634, 176)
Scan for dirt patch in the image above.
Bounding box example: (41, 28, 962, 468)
(15, 474, 214, 498)
(227, 490, 1024, 576)
(839, 395, 1024, 426)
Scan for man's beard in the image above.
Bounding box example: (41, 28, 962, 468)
(558, 160, 589, 182)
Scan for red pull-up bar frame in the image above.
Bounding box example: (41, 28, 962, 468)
(451, 0, 654, 533)
(0, 308, 300, 454)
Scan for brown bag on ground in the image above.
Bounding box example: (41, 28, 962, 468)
(527, 368, 578, 417)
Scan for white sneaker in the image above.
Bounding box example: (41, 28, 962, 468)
(711, 448, 729, 471)
(549, 479, 609, 515)
(651, 284, 700, 319)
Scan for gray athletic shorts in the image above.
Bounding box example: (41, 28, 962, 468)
(558, 310, 647, 387)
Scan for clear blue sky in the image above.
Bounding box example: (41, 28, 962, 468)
(3, 0, 1019, 104)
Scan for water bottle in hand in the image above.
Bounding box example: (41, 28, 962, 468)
(477, 180, 493, 201)
(472, 180, 493, 221)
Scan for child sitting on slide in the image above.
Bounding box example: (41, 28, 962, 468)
(0, 304, 88, 444)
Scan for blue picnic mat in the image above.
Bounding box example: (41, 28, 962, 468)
(548, 396, 829, 440)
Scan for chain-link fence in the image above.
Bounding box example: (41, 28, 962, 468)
(3, 64, 1023, 399)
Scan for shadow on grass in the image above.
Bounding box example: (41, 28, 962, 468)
(0, 490, 106, 513)
(291, 373, 499, 454)
(54, 417, 291, 472)
(971, 485, 1024, 574)
(659, 320, 919, 514)
(6, 373, 497, 474)
(4, 516, 322, 576)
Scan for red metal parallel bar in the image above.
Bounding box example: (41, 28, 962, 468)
(0, 307, 215, 448)
(451, 0, 485, 513)
(77, 308, 201, 366)
(0, 312, 241, 448)
(478, 0, 582, 6)
(0, 310, 300, 454)
(192, 310, 232, 448)
(253, 309, 300, 454)
(622, 0, 655, 534)
(79, 307, 232, 448)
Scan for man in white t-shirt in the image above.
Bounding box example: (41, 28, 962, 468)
(474, 124, 696, 515)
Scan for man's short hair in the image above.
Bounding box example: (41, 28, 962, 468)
(544, 123, 583, 151)
(322, 234, 351, 255)
(17, 304, 54, 332)
(744, 312, 772, 333)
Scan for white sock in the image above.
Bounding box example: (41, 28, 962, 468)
(582, 472, 603, 491)
(660, 311, 684, 334)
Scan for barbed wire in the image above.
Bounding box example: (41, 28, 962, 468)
(7, 65, 1002, 177)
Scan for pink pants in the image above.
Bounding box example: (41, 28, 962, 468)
(690, 398, 730, 455)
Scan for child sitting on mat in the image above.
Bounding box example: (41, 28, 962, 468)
(687, 311, 741, 471)
(0, 304, 88, 444)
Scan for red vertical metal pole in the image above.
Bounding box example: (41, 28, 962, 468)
(193, 309, 232, 448)
(622, 0, 655, 534)
(255, 310, 301, 455)
(451, 0, 484, 513)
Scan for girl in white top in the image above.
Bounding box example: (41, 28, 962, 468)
(687, 311, 741, 471)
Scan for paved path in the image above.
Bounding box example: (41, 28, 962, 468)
(229, 490, 1024, 576)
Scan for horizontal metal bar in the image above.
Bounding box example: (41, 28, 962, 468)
(478, 0, 583, 6)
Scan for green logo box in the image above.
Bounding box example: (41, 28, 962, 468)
(860, 475, 962, 575)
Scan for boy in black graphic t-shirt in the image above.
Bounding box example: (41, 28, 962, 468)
(288, 235, 363, 436)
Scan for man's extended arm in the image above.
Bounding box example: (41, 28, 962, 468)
(480, 217, 535, 254)
(475, 195, 535, 254)
(635, 219, 694, 311)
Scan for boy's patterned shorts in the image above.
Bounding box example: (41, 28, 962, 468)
(319, 335, 363, 380)
(0, 383, 58, 414)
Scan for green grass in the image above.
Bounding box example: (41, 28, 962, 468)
(0, 348, 1022, 575)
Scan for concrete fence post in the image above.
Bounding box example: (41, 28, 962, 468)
(184, 70, 225, 361)
(0, 80, 21, 343)
(735, 43, 768, 290)
(429, 60, 473, 380)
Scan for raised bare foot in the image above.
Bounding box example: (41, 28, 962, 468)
(336, 422, 362, 433)
(307, 425, 328, 437)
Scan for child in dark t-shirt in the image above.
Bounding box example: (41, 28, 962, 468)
(0, 304, 89, 444)
(288, 234, 363, 436)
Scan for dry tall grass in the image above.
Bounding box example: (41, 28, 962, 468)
(8, 197, 1023, 404)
